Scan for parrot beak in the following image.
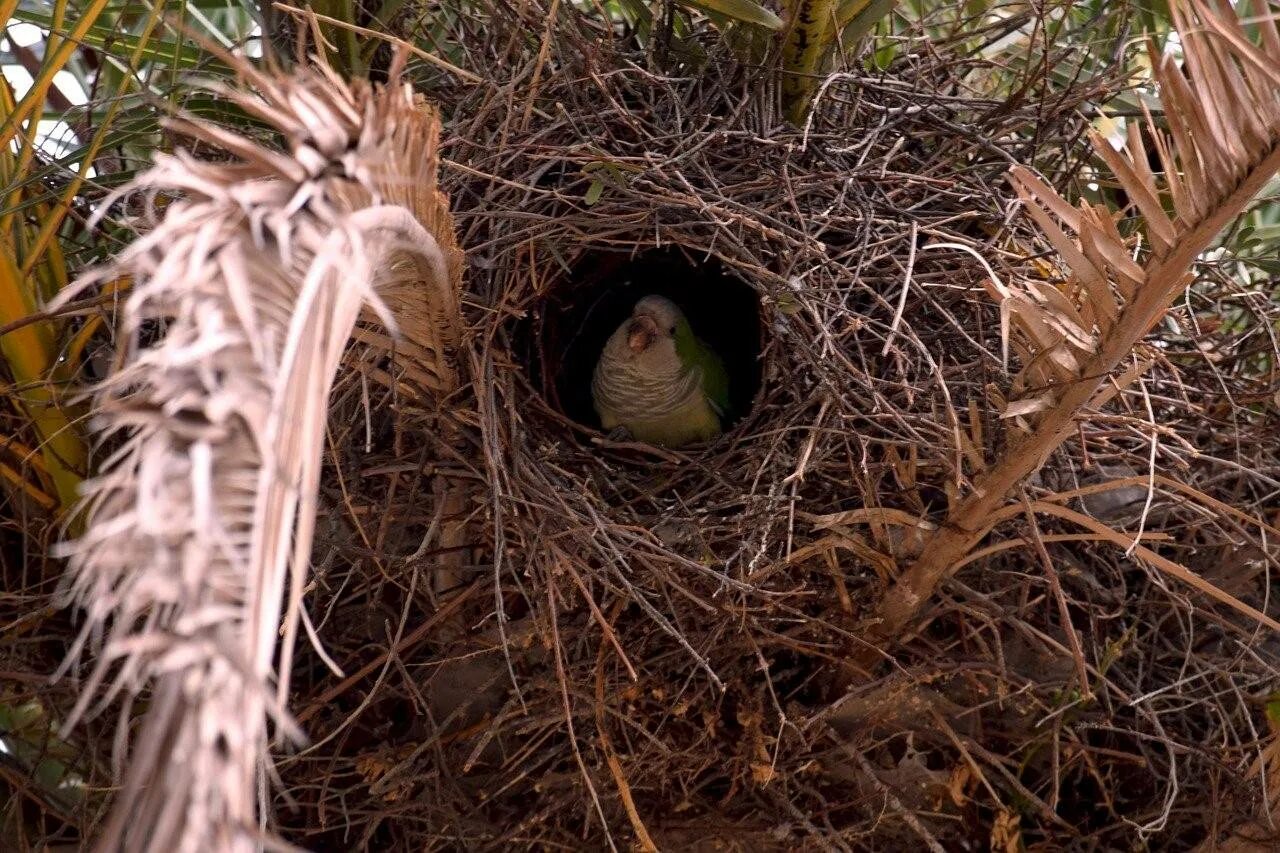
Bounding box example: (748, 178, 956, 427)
(626, 315, 657, 354)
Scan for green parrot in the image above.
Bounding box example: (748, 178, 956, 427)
(591, 294, 730, 448)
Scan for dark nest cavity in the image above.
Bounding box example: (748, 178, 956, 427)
(522, 246, 765, 437)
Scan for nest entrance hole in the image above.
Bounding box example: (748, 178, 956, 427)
(529, 247, 764, 437)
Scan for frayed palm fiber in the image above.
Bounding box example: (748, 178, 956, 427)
(7, 0, 1280, 850)
(50, 53, 463, 853)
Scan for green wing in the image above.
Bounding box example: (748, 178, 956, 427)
(699, 342, 730, 416)
(675, 319, 730, 416)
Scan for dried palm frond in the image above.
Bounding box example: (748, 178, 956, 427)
(865, 0, 1280, 654)
(52, 47, 462, 852)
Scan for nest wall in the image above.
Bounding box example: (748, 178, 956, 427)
(265, 7, 1280, 852)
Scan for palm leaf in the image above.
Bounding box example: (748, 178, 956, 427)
(679, 0, 784, 30)
(55, 44, 463, 851)
(781, 0, 897, 123)
(863, 0, 1280, 655)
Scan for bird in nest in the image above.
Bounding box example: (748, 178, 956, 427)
(591, 294, 729, 448)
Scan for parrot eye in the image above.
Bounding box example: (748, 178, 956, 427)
(668, 325, 676, 334)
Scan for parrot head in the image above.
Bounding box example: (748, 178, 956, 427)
(603, 294, 690, 372)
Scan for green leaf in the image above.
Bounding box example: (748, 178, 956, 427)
(676, 0, 784, 30)
(9, 10, 215, 70)
(775, 293, 803, 315)
(616, 0, 655, 34)
(1266, 692, 1280, 727)
(585, 178, 605, 206)
(839, 0, 895, 47)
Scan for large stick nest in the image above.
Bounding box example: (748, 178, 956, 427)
(4, 1, 1280, 850)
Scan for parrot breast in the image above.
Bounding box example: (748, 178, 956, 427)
(592, 351, 720, 447)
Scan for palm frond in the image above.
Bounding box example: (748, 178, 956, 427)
(866, 0, 1280, 654)
(54, 46, 462, 852)
(781, 0, 897, 123)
